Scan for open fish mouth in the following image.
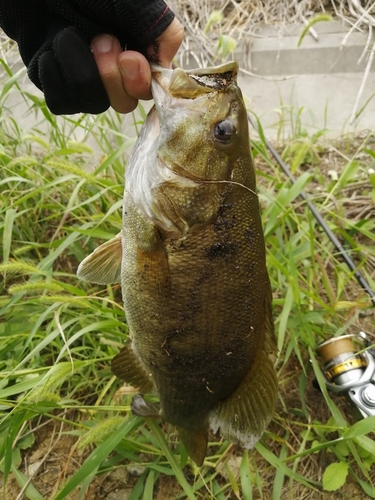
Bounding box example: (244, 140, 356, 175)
(151, 61, 239, 100)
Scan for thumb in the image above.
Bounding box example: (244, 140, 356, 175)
(154, 18, 184, 68)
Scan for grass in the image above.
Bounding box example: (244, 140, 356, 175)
(0, 41, 375, 500)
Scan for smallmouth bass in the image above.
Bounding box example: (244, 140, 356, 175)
(78, 62, 277, 466)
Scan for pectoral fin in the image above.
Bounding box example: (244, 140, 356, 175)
(77, 232, 122, 284)
(111, 340, 154, 394)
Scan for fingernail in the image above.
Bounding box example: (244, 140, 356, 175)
(91, 34, 113, 53)
(119, 56, 139, 79)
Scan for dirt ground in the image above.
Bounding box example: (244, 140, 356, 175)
(2, 353, 374, 499)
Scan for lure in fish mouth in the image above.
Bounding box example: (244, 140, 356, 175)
(78, 62, 277, 466)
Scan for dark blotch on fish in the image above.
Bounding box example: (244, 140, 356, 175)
(204, 241, 238, 260)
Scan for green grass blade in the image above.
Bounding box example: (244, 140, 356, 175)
(308, 348, 347, 427)
(128, 470, 148, 500)
(94, 138, 135, 176)
(54, 417, 141, 500)
(240, 451, 253, 500)
(1, 410, 28, 484)
(356, 476, 375, 498)
(0, 67, 26, 100)
(342, 416, 375, 440)
(143, 469, 157, 500)
(10, 465, 44, 500)
(276, 285, 293, 353)
(145, 419, 196, 500)
(2, 208, 16, 263)
(256, 443, 319, 489)
(272, 440, 288, 499)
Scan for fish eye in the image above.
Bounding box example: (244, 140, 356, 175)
(213, 119, 235, 143)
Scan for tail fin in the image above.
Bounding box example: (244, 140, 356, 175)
(177, 427, 208, 467)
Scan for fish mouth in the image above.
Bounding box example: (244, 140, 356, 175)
(151, 62, 239, 100)
(184, 62, 239, 91)
(149, 62, 240, 183)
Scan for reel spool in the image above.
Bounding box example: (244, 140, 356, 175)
(317, 335, 368, 385)
(316, 333, 375, 418)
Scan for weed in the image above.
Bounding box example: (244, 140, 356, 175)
(0, 37, 375, 500)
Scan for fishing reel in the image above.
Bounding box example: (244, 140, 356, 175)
(316, 332, 375, 418)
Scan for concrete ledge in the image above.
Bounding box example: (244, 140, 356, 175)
(250, 44, 372, 75)
(248, 22, 373, 75)
(178, 21, 375, 137)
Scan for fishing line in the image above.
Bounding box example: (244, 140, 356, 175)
(171, 8, 375, 307)
(199, 179, 257, 197)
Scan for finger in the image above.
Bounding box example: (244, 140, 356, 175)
(117, 51, 152, 101)
(151, 18, 184, 68)
(91, 34, 138, 114)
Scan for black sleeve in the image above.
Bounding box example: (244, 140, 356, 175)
(0, 0, 175, 114)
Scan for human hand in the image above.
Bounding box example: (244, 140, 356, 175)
(0, 0, 183, 115)
(91, 18, 184, 114)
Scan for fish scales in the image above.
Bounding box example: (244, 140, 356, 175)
(77, 62, 278, 466)
(124, 188, 265, 420)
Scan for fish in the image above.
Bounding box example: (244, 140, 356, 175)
(77, 62, 277, 466)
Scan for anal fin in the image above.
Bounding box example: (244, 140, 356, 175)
(177, 427, 208, 467)
(111, 340, 154, 394)
(209, 348, 277, 449)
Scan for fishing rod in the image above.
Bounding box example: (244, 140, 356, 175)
(247, 112, 375, 308)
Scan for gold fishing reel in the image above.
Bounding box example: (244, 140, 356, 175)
(317, 335, 368, 384)
(316, 333, 375, 418)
